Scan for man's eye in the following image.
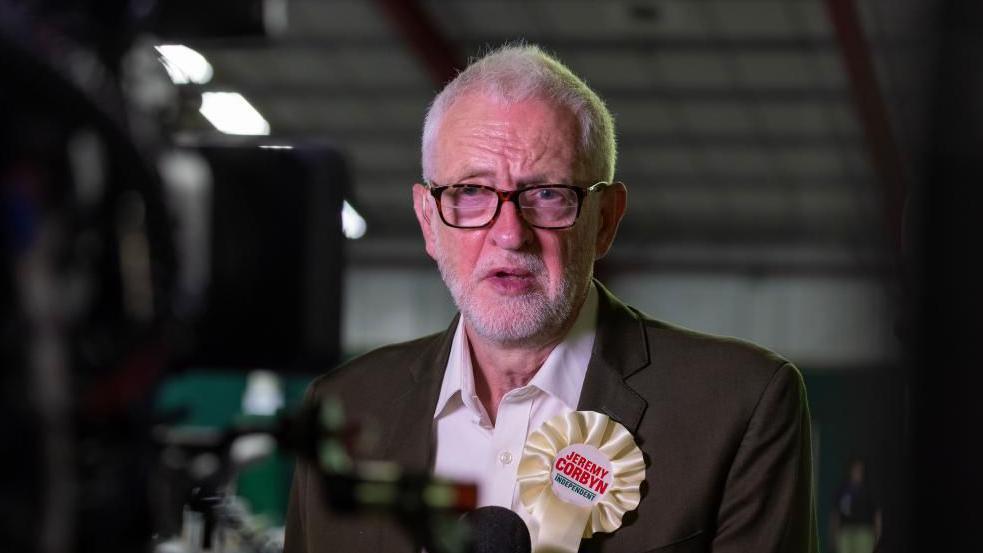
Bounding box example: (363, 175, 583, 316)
(459, 186, 482, 196)
(529, 188, 569, 203)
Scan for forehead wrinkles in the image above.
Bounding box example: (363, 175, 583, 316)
(479, 119, 552, 170)
(447, 116, 551, 175)
(436, 96, 580, 181)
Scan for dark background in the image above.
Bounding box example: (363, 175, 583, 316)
(3, 0, 982, 551)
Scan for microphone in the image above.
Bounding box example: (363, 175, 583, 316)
(461, 506, 531, 553)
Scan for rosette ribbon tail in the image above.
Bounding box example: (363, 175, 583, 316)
(532, 489, 593, 553)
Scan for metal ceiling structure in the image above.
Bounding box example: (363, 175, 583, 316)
(187, 0, 911, 273)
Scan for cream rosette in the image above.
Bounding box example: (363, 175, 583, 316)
(517, 410, 645, 553)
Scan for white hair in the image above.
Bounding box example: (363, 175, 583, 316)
(421, 43, 617, 183)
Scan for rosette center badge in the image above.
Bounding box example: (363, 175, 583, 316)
(551, 444, 613, 506)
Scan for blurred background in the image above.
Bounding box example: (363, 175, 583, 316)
(3, 0, 980, 552)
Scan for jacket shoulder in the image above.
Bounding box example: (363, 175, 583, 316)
(305, 331, 447, 403)
(638, 311, 794, 387)
(624, 309, 803, 428)
(612, 310, 815, 552)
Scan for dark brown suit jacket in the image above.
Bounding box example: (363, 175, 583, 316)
(285, 282, 818, 553)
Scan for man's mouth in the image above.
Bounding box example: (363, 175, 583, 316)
(483, 267, 537, 293)
(488, 268, 533, 279)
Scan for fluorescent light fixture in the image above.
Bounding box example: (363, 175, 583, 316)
(342, 200, 367, 240)
(155, 44, 213, 85)
(263, 0, 289, 36)
(199, 92, 270, 136)
(258, 144, 294, 150)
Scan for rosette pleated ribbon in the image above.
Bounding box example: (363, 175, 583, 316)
(517, 411, 645, 553)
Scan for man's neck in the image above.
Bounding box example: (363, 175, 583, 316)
(468, 333, 555, 424)
(465, 297, 587, 424)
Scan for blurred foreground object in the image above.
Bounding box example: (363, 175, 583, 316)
(151, 398, 478, 553)
(0, 2, 175, 551)
(0, 1, 299, 551)
(167, 143, 346, 371)
(908, 0, 983, 550)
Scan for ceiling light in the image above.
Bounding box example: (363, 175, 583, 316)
(342, 200, 367, 240)
(199, 92, 270, 136)
(155, 44, 214, 85)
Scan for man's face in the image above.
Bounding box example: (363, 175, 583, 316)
(413, 93, 622, 345)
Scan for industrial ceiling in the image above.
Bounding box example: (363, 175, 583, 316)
(183, 0, 923, 274)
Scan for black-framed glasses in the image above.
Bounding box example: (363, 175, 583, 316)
(425, 181, 614, 229)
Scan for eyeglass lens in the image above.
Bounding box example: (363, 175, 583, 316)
(440, 186, 580, 228)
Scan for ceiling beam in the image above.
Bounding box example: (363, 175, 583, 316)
(372, 0, 462, 87)
(825, 0, 908, 252)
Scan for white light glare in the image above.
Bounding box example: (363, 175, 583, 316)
(155, 44, 214, 85)
(258, 144, 294, 150)
(199, 92, 270, 136)
(342, 200, 367, 240)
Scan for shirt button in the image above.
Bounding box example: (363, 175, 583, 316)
(499, 450, 513, 465)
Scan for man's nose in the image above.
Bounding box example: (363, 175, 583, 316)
(488, 200, 533, 250)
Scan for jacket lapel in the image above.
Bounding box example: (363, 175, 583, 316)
(376, 318, 457, 552)
(577, 281, 650, 433)
(381, 316, 458, 472)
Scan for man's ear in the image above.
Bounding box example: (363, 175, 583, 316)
(594, 182, 627, 259)
(413, 183, 438, 260)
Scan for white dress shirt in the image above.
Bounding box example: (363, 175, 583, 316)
(431, 283, 599, 538)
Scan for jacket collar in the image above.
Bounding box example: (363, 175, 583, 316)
(383, 280, 651, 470)
(374, 318, 454, 552)
(576, 280, 650, 433)
(382, 314, 458, 472)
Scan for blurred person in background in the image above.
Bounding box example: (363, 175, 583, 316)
(285, 44, 818, 553)
(830, 458, 881, 553)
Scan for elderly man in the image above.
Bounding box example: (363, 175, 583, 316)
(286, 44, 817, 553)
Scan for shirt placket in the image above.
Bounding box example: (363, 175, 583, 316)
(484, 388, 536, 508)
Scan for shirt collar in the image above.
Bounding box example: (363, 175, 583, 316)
(433, 314, 477, 419)
(433, 282, 599, 419)
(528, 283, 598, 409)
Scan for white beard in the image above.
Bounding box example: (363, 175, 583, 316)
(434, 243, 593, 346)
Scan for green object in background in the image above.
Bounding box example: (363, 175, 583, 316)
(236, 450, 289, 526)
(156, 369, 313, 526)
